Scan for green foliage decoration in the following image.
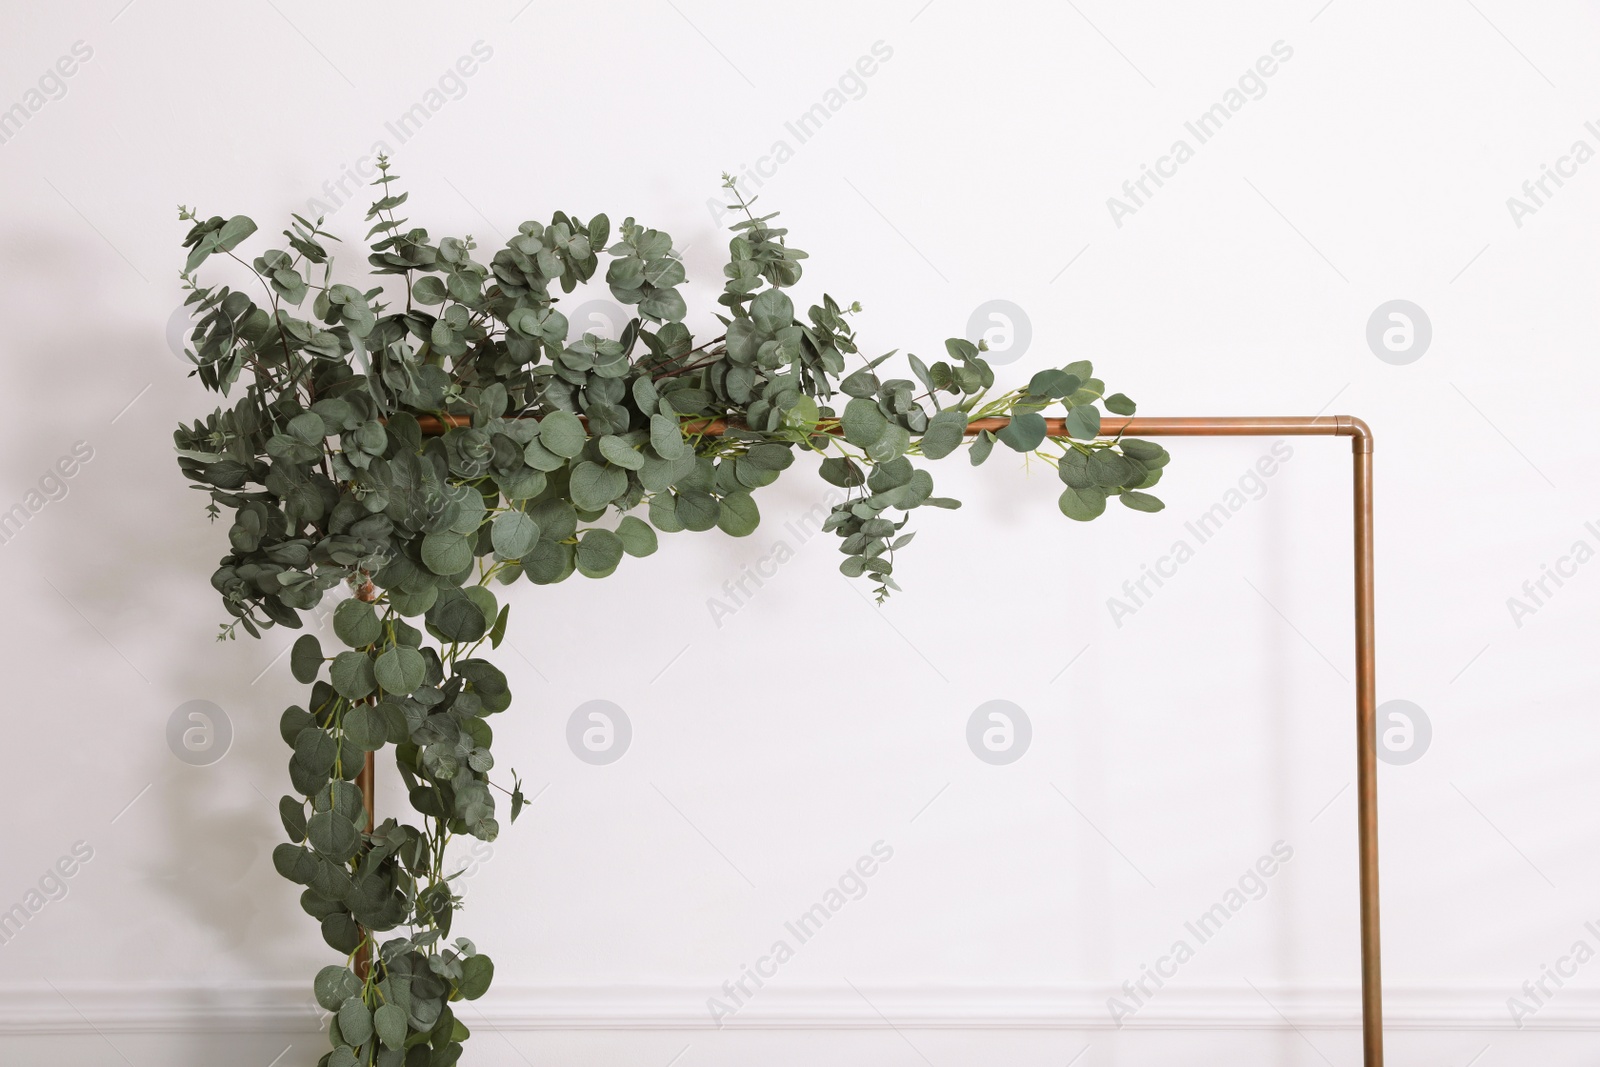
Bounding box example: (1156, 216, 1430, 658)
(173, 160, 1169, 1066)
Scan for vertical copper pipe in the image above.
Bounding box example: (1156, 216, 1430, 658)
(353, 749, 376, 980)
(359, 750, 376, 833)
(1349, 425, 1383, 1066)
(353, 577, 379, 982)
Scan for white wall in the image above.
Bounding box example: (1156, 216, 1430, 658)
(1, 1, 1597, 1064)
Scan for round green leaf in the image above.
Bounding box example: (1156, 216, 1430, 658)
(491, 510, 540, 559)
(498, 465, 547, 502)
(290, 634, 323, 684)
(280, 706, 313, 747)
(342, 704, 387, 751)
(1120, 490, 1165, 513)
(329, 651, 377, 699)
(968, 431, 996, 467)
(522, 436, 566, 471)
(716, 492, 760, 537)
(523, 499, 573, 542)
(374, 1003, 407, 1050)
(842, 397, 888, 448)
(272, 843, 317, 884)
(819, 457, 865, 488)
(457, 954, 495, 1000)
(412, 275, 447, 306)
(639, 286, 687, 321)
(376, 698, 412, 744)
(338, 998, 374, 1046)
(1115, 455, 1149, 488)
(751, 287, 794, 332)
(320, 779, 365, 821)
(996, 412, 1047, 452)
(421, 530, 473, 575)
(426, 587, 490, 641)
(866, 423, 911, 463)
(882, 469, 934, 511)
(649, 493, 684, 532)
(1058, 485, 1108, 521)
(375, 646, 426, 695)
(650, 413, 685, 460)
(321, 912, 360, 954)
(287, 411, 326, 443)
(1027, 369, 1081, 398)
(314, 966, 362, 1012)
(447, 487, 487, 535)
(293, 727, 337, 775)
(1058, 450, 1094, 489)
(674, 491, 719, 532)
(615, 515, 658, 557)
(523, 540, 575, 584)
(598, 435, 644, 470)
(538, 410, 586, 458)
(332, 599, 381, 648)
(212, 214, 257, 254)
(920, 409, 968, 460)
(464, 586, 498, 628)
(631, 374, 659, 412)
(576, 529, 625, 578)
(1066, 404, 1101, 441)
(1120, 439, 1168, 466)
(389, 584, 438, 617)
(307, 811, 361, 862)
(1088, 449, 1134, 487)
(742, 443, 793, 472)
(569, 461, 627, 512)
(279, 796, 307, 843)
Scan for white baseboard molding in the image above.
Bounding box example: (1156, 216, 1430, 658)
(3, 983, 1591, 1035)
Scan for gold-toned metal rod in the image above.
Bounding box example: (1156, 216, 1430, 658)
(416, 412, 1363, 440)
(1353, 440, 1382, 1066)
(352, 750, 377, 980)
(402, 411, 1382, 1060)
(353, 580, 379, 982)
(359, 751, 376, 834)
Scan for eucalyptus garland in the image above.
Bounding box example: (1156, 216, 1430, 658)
(173, 160, 1168, 1067)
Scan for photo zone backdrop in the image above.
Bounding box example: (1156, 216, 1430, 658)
(0, 2, 1597, 1065)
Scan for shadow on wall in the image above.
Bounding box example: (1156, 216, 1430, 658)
(0, 222, 311, 975)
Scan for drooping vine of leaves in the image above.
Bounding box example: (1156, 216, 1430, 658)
(172, 160, 1169, 1066)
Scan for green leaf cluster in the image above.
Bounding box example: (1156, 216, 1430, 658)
(174, 160, 1169, 1062)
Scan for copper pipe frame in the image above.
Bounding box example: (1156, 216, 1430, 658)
(380, 412, 1383, 1062)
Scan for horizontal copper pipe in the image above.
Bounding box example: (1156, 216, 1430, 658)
(415, 412, 1373, 451)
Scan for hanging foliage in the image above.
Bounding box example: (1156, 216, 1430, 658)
(173, 160, 1168, 1066)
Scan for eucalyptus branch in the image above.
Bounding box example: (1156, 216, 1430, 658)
(173, 166, 1168, 1066)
